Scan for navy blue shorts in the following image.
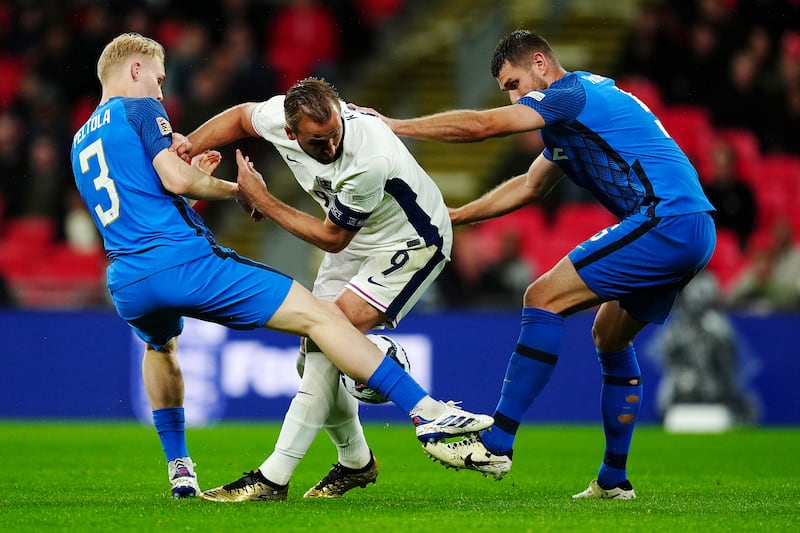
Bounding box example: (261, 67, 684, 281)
(110, 250, 294, 350)
(567, 211, 716, 324)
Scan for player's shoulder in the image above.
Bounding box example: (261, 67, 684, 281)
(119, 96, 166, 113)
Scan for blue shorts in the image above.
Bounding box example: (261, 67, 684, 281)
(110, 250, 294, 350)
(568, 211, 716, 324)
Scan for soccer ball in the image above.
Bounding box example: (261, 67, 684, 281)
(340, 334, 411, 404)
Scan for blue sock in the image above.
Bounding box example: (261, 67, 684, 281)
(482, 307, 563, 454)
(366, 356, 426, 414)
(153, 407, 189, 462)
(596, 345, 642, 489)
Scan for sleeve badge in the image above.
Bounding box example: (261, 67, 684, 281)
(156, 116, 173, 136)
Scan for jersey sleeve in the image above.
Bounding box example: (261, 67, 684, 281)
(122, 98, 173, 161)
(517, 84, 586, 127)
(251, 96, 285, 140)
(327, 154, 388, 231)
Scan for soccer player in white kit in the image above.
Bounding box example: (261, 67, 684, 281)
(171, 78, 454, 501)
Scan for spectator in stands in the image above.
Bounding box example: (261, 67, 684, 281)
(727, 220, 800, 312)
(163, 20, 212, 99)
(708, 49, 770, 143)
(21, 134, 70, 231)
(216, 20, 276, 104)
(763, 31, 800, 154)
(702, 139, 757, 250)
(663, 20, 728, 105)
(0, 111, 25, 220)
(613, 0, 676, 86)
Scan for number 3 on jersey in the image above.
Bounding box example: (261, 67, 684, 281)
(78, 138, 120, 226)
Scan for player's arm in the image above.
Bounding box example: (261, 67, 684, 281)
(450, 153, 563, 225)
(349, 102, 545, 142)
(235, 149, 356, 253)
(171, 102, 261, 159)
(153, 148, 238, 201)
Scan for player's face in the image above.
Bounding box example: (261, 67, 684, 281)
(496, 58, 548, 104)
(290, 107, 344, 164)
(133, 57, 166, 101)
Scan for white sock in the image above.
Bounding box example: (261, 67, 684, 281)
(260, 351, 339, 485)
(324, 381, 371, 469)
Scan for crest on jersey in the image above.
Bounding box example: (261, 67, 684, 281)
(156, 116, 172, 136)
(315, 177, 333, 192)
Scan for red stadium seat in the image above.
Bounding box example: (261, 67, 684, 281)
(616, 77, 665, 117)
(472, 205, 547, 268)
(659, 106, 716, 180)
(755, 154, 800, 229)
(551, 203, 619, 242)
(0, 54, 24, 111)
(706, 228, 746, 291)
(1, 216, 55, 245)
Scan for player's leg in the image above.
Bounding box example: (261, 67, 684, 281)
(572, 212, 716, 499)
(266, 282, 492, 435)
(254, 253, 369, 496)
(289, 244, 448, 498)
(423, 255, 600, 478)
(141, 337, 201, 498)
(571, 301, 645, 499)
(302, 290, 385, 498)
(113, 270, 201, 499)
(255, 339, 343, 490)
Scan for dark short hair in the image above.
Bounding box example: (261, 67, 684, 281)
(284, 78, 340, 131)
(490, 30, 554, 78)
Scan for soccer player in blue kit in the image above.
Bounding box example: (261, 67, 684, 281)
(69, 32, 492, 499)
(351, 29, 717, 499)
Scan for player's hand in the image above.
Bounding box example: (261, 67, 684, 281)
(347, 102, 399, 132)
(191, 150, 222, 175)
(170, 132, 193, 163)
(347, 102, 385, 120)
(235, 149, 268, 220)
(448, 206, 466, 226)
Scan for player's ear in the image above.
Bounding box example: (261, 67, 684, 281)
(532, 52, 546, 72)
(284, 125, 297, 140)
(131, 61, 141, 82)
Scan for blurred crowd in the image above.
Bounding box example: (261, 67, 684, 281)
(0, 0, 405, 305)
(614, 0, 800, 154)
(0, 0, 799, 314)
(439, 0, 800, 313)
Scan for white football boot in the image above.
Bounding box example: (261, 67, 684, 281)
(414, 401, 494, 442)
(572, 479, 636, 500)
(422, 434, 512, 480)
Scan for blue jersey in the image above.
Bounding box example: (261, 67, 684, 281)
(70, 97, 223, 291)
(517, 71, 715, 219)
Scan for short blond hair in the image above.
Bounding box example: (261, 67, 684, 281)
(97, 32, 165, 84)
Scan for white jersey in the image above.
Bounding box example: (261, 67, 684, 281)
(251, 96, 452, 257)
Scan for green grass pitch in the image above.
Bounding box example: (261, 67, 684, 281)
(1, 421, 797, 532)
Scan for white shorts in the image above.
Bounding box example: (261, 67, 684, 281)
(312, 243, 449, 328)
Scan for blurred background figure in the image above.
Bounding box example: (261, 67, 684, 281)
(473, 230, 534, 308)
(727, 219, 800, 313)
(702, 138, 757, 251)
(649, 271, 758, 426)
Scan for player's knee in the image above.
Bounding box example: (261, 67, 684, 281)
(592, 326, 632, 352)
